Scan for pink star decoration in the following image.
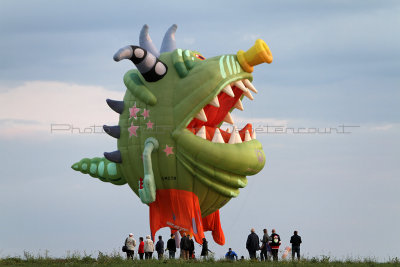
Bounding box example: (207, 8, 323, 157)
(163, 145, 174, 157)
(129, 102, 140, 119)
(142, 109, 150, 119)
(146, 120, 154, 129)
(128, 123, 139, 137)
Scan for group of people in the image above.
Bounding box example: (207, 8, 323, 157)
(123, 228, 302, 261)
(124, 234, 162, 260)
(246, 228, 302, 261)
(123, 232, 210, 260)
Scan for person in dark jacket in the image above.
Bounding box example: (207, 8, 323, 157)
(260, 229, 271, 261)
(155, 235, 164, 259)
(188, 235, 195, 259)
(246, 228, 260, 259)
(290, 230, 302, 260)
(200, 238, 209, 259)
(180, 232, 190, 260)
(166, 234, 177, 259)
(269, 229, 281, 261)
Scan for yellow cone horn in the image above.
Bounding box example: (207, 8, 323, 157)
(237, 39, 273, 73)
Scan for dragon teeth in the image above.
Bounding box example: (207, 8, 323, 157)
(243, 79, 258, 94)
(233, 80, 248, 93)
(196, 125, 206, 139)
(209, 96, 220, 108)
(222, 84, 235, 97)
(244, 130, 252, 141)
(195, 108, 208, 122)
(234, 99, 244, 111)
(211, 128, 225, 143)
(243, 89, 254, 100)
(228, 126, 242, 144)
(223, 113, 234, 125)
(252, 130, 256, 139)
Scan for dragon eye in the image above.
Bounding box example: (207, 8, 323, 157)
(195, 54, 205, 60)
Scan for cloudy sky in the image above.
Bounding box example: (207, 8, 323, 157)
(0, 0, 399, 261)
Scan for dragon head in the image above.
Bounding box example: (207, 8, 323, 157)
(73, 24, 273, 219)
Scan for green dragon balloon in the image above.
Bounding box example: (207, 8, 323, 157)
(72, 24, 273, 245)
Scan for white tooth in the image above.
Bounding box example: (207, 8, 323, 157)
(212, 128, 224, 143)
(228, 126, 242, 144)
(243, 89, 254, 100)
(252, 130, 257, 139)
(196, 126, 206, 139)
(195, 108, 207, 122)
(243, 79, 258, 94)
(222, 85, 235, 97)
(223, 113, 234, 125)
(209, 96, 220, 107)
(233, 80, 248, 93)
(234, 99, 244, 111)
(244, 130, 252, 141)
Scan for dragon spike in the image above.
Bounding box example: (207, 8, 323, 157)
(106, 99, 124, 114)
(160, 24, 177, 54)
(103, 125, 120, 139)
(139, 24, 160, 57)
(113, 45, 168, 82)
(104, 150, 122, 163)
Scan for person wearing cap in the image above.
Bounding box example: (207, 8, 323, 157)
(125, 233, 136, 260)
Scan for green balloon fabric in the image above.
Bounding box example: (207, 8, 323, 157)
(72, 24, 272, 245)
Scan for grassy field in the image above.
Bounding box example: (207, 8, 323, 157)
(1, 252, 399, 267)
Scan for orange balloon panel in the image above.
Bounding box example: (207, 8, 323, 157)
(149, 189, 225, 245)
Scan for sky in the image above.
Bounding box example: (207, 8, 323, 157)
(0, 0, 399, 261)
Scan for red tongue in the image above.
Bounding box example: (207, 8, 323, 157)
(187, 86, 243, 130)
(239, 123, 253, 140)
(187, 85, 253, 143)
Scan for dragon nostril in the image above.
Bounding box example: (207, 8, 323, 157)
(237, 39, 273, 73)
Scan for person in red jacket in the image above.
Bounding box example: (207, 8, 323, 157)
(138, 237, 145, 260)
(268, 229, 281, 261)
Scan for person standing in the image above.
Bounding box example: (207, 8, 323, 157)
(269, 229, 281, 261)
(155, 235, 164, 259)
(144, 235, 155, 259)
(200, 238, 208, 259)
(138, 237, 145, 260)
(180, 232, 190, 260)
(167, 233, 177, 259)
(125, 233, 136, 260)
(188, 235, 195, 259)
(260, 229, 271, 261)
(246, 228, 260, 260)
(290, 230, 302, 260)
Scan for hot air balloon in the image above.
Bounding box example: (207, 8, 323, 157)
(72, 24, 273, 245)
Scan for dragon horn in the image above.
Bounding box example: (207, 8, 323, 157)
(139, 24, 160, 58)
(113, 45, 168, 82)
(160, 24, 177, 54)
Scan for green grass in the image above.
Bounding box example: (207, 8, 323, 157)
(1, 252, 399, 267)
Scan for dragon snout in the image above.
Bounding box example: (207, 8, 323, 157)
(237, 39, 273, 73)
